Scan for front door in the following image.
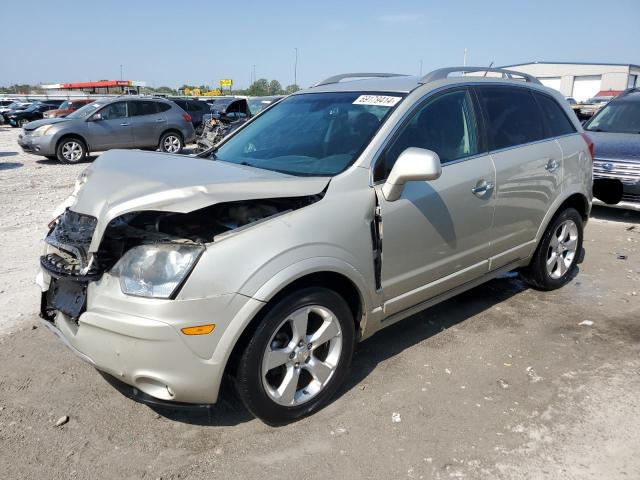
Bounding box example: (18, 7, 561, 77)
(87, 101, 133, 150)
(373, 87, 496, 316)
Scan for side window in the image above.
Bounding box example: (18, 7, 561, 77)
(375, 89, 480, 181)
(128, 101, 159, 117)
(98, 102, 127, 120)
(157, 102, 172, 113)
(478, 86, 545, 150)
(533, 92, 576, 137)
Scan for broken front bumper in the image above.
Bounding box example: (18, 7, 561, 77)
(37, 270, 264, 404)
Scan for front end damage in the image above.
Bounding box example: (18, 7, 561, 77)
(40, 194, 324, 323)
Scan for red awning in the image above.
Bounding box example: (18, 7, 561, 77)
(60, 80, 131, 89)
(594, 90, 623, 98)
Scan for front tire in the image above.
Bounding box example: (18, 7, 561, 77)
(236, 287, 355, 425)
(159, 132, 184, 153)
(56, 137, 87, 164)
(520, 207, 583, 290)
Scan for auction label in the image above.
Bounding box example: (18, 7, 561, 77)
(352, 95, 402, 107)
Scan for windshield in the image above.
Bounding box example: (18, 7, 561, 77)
(67, 101, 103, 119)
(59, 101, 71, 110)
(585, 101, 640, 134)
(24, 104, 39, 112)
(213, 92, 404, 176)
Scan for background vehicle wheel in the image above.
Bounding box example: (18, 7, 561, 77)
(56, 137, 87, 164)
(236, 287, 355, 425)
(159, 132, 183, 153)
(18, 119, 29, 127)
(520, 207, 583, 291)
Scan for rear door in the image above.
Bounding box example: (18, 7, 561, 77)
(128, 100, 165, 148)
(374, 87, 497, 316)
(476, 85, 563, 269)
(87, 101, 133, 150)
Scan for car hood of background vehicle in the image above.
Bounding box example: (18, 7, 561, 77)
(589, 131, 640, 162)
(24, 117, 69, 131)
(70, 150, 331, 251)
(44, 108, 71, 117)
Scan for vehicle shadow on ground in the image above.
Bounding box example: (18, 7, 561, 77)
(125, 275, 530, 427)
(35, 155, 98, 166)
(0, 151, 18, 157)
(591, 205, 640, 223)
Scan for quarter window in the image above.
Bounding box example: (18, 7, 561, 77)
(375, 89, 480, 181)
(478, 86, 545, 150)
(533, 92, 576, 137)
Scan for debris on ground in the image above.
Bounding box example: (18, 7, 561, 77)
(617, 254, 628, 260)
(498, 379, 509, 389)
(579, 320, 594, 326)
(55, 415, 69, 427)
(392, 412, 402, 423)
(526, 366, 543, 383)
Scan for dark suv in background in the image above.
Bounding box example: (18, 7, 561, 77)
(7, 103, 60, 127)
(586, 88, 640, 205)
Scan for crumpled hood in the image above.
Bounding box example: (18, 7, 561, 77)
(68, 150, 330, 251)
(589, 131, 640, 162)
(24, 117, 69, 131)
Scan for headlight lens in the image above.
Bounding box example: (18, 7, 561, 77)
(114, 244, 204, 298)
(32, 124, 55, 137)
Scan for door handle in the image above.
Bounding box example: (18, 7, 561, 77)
(471, 181, 494, 196)
(545, 159, 559, 173)
(120, 122, 130, 126)
(155, 118, 165, 122)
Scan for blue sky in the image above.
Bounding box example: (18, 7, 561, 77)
(3, 0, 639, 89)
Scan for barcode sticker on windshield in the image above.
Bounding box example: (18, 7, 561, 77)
(352, 95, 402, 107)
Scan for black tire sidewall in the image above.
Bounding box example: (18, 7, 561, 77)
(159, 132, 183, 153)
(56, 137, 86, 164)
(237, 287, 355, 425)
(531, 208, 583, 289)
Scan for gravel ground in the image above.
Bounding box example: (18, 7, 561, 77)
(1, 124, 639, 479)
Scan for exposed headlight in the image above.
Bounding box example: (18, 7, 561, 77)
(31, 124, 55, 137)
(114, 244, 204, 298)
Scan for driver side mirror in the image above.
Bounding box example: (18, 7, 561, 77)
(382, 147, 442, 202)
(91, 113, 103, 121)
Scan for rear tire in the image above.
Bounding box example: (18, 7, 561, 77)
(56, 137, 87, 164)
(158, 131, 184, 153)
(236, 287, 355, 425)
(520, 207, 583, 291)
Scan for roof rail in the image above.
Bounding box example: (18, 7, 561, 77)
(419, 67, 542, 85)
(313, 72, 408, 87)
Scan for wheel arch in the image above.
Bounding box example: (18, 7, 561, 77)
(222, 267, 369, 384)
(56, 133, 89, 153)
(535, 191, 590, 243)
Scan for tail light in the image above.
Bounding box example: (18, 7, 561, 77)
(182, 113, 192, 122)
(581, 132, 594, 159)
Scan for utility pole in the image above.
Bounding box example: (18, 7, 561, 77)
(294, 48, 298, 87)
(463, 48, 467, 67)
(120, 64, 123, 81)
(252, 64, 256, 84)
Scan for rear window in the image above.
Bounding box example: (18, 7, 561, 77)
(478, 86, 545, 150)
(128, 101, 159, 116)
(189, 101, 207, 112)
(533, 92, 576, 137)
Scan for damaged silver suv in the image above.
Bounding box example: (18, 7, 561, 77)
(38, 68, 592, 425)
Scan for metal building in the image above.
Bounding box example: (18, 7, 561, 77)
(501, 61, 640, 102)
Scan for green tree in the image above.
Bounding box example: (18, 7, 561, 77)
(268, 80, 283, 95)
(247, 78, 270, 96)
(284, 84, 301, 94)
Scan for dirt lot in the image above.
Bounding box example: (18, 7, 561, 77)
(1, 124, 639, 479)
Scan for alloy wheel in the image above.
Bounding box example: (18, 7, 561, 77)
(61, 141, 83, 162)
(546, 219, 579, 279)
(261, 305, 343, 406)
(163, 135, 181, 153)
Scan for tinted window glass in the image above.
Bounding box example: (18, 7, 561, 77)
(157, 102, 171, 113)
(99, 102, 127, 120)
(173, 100, 188, 110)
(189, 101, 207, 112)
(375, 89, 480, 181)
(479, 87, 545, 150)
(128, 101, 159, 116)
(534, 92, 576, 137)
